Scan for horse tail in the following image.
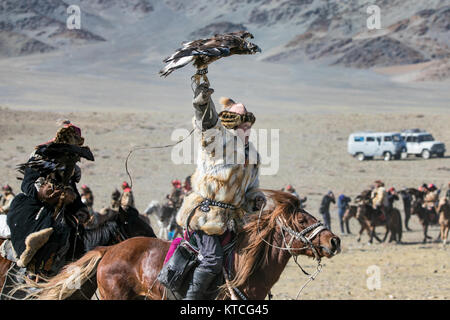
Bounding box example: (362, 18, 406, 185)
(12, 246, 108, 300)
(397, 209, 403, 241)
(393, 208, 402, 241)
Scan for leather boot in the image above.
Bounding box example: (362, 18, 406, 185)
(184, 268, 218, 300)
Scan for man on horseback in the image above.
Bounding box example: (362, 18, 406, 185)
(371, 180, 388, 220)
(80, 185, 94, 215)
(0, 185, 15, 215)
(283, 185, 307, 209)
(166, 179, 183, 210)
(175, 81, 265, 300)
(423, 183, 439, 222)
(386, 187, 399, 211)
(119, 181, 135, 210)
(110, 189, 121, 210)
(5, 121, 94, 277)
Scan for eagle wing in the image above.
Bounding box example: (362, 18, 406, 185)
(159, 31, 260, 77)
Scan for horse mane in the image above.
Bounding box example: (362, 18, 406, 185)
(82, 220, 120, 251)
(227, 190, 303, 291)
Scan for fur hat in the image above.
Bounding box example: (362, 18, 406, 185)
(219, 97, 236, 109)
(54, 120, 84, 146)
(218, 97, 255, 129)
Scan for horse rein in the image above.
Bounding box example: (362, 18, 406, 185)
(276, 217, 327, 261)
(274, 217, 328, 299)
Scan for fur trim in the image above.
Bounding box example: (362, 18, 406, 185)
(17, 228, 53, 268)
(219, 97, 236, 109)
(218, 110, 256, 129)
(54, 126, 84, 146)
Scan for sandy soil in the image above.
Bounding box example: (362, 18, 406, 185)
(0, 106, 449, 300)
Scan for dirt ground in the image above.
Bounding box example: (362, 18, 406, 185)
(0, 107, 449, 300)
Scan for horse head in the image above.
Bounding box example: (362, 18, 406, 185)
(144, 200, 160, 216)
(263, 190, 341, 259)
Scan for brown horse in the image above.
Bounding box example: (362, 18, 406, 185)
(16, 190, 341, 300)
(410, 198, 439, 243)
(0, 239, 11, 292)
(355, 203, 402, 244)
(437, 199, 450, 245)
(1, 205, 156, 299)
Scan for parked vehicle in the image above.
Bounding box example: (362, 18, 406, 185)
(347, 131, 407, 161)
(401, 129, 446, 159)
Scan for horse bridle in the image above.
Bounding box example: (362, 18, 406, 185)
(273, 215, 329, 299)
(276, 217, 328, 262)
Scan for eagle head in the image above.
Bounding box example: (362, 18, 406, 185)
(245, 40, 261, 53)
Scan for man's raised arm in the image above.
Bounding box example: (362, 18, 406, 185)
(192, 82, 218, 131)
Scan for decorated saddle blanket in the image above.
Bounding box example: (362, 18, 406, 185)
(163, 230, 235, 265)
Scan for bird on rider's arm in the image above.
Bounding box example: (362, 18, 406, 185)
(159, 31, 261, 84)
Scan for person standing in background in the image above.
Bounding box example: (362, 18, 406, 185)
(320, 191, 335, 231)
(337, 194, 351, 234)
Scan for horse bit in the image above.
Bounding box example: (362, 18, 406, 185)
(275, 216, 328, 299)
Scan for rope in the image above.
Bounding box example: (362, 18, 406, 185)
(125, 128, 195, 189)
(295, 263, 323, 300)
(125, 76, 211, 189)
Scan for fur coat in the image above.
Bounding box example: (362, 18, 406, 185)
(176, 98, 264, 236)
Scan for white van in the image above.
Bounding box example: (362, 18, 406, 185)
(347, 132, 407, 161)
(401, 129, 446, 159)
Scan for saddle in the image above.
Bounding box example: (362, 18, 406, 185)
(157, 231, 235, 300)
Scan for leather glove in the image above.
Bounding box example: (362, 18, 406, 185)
(193, 83, 214, 107)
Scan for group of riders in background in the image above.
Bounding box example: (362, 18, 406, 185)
(3, 178, 448, 241)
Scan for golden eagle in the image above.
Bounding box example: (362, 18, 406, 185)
(159, 31, 261, 83)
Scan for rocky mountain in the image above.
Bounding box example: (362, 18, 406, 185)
(0, 0, 108, 57)
(0, 0, 449, 81)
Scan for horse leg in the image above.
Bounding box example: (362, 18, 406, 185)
(368, 226, 376, 244)
(405, 208, 412, 231)
(435, 229, 441, 241)
(441, 225, 448, 245)
(444, 226, 449, 245)
(357, 226, 364, 242)
(423, 224, 429, 243)
(381, 226, 389, 243)
(372, 226, 383, 243)
(346, 220, 351, 234)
